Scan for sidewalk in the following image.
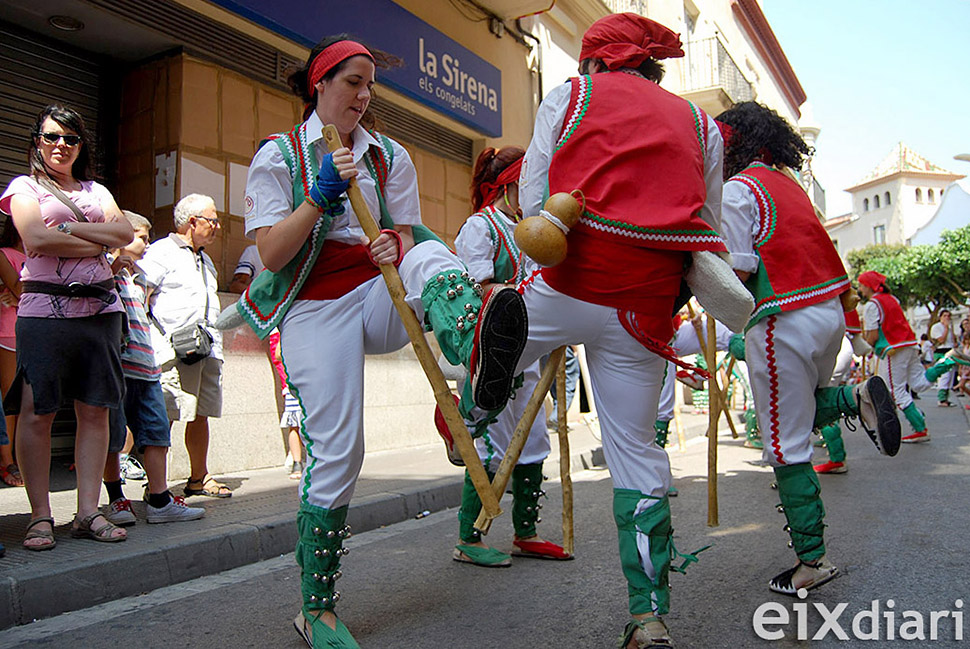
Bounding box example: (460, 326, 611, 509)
(2, 410, 688, 630)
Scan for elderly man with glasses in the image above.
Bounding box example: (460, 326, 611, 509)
(141, 193, 232, 499)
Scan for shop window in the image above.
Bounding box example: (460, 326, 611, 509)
(873, 224, 886, 244)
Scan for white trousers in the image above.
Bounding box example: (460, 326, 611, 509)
(672, 317, 734, 356)
(657, 362, 675, 422)
(475, 360, 551, 471)
(280, 242, 460, 509)
(745, 299, 844, 467)
(829, 335, 855, 386)
(515, 275, 669, 496)
(877, 346, 932, 411)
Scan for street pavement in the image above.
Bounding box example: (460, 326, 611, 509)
(2, 396, 969, 648)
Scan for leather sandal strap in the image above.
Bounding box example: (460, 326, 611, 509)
(26, 516, 55, 531)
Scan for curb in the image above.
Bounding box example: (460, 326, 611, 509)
(0, 447, 605, 629)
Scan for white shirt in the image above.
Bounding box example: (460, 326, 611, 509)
(862, 300, 882, 332)
(720, 181, 762, 274)
(518, 77, 724, 237)
(244, 111, 421, 241)
(141, 233, 224, 362)
(930, 321, 957, 348)
(454, 208, 536, 284)
(233, 244, 264, 278)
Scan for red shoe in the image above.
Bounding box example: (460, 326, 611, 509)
(901, 430, 931, 443)
(675, 369, 706, 390)
(813, 461, 847, 474)
(433, 394, 465, 467)
(511, 538, 573, 560)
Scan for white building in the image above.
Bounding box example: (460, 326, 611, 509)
(825, 143, 964, 260)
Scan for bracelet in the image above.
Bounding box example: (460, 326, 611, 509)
(368, 228, 405, 268)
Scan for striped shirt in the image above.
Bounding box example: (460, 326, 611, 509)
(115, 268, 161, 380)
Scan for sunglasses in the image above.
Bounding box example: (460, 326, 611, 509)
(38, 132, 82, 147)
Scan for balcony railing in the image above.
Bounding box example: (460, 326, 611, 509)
(599, 0, 649, 14)
(680, 37, 754, 104)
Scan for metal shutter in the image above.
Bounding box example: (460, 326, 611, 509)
(0, 21, 111, 191)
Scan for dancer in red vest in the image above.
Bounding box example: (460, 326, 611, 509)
(857, 270, 961, 443)
(511, 14, 726, 648)
(717, 102, 902, 597)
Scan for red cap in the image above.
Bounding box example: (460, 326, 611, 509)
(858, 270, 887, 292)
(580, 13, 684, 70)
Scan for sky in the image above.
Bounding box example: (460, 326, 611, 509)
(762, 0, 970, 217)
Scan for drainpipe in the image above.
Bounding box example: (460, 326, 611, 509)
(514, 18, 543, 125)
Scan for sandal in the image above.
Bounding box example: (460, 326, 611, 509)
(618, 615, 674, 648)
(293, 610, 360, 649)
(452, 544, 512, 567)
(184, 474, 232, 498)
(71, 512, 127, 543)
(0, 463, 23, 487)
(23, 516, 57, 552)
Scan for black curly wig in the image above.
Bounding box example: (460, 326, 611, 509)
(715, 101, 811, 180)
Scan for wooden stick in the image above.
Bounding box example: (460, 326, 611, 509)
(720, 357, 739, 438)
(322, 125, 501, 520)
(705, 313, 720, 527)
(474, 346, 566, 533)
(557, 349, 574, 556)
(673, 400, 687, 453)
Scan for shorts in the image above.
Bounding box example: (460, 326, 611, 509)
(109, 377, 171, 453)
(160, 356, 223, 422)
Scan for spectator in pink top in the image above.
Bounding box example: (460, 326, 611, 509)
(0, 104, 134, 550)
(0, 224, 25, 487)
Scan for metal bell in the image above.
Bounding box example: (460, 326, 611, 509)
(333, 592, 341, 602)
(436, 274, 446, 284)
(322, 548, 330, 557)
(460, 271, 469, 280)
(524, 478, 531, 484)
(473, 283, 483, 296)
(455, 284, 464, 295)
(533, 491, 539, 498)
(448, 273, 458, 281)
(776, 505, 785, 513)
(309, 595, 319, 602)
(314, 549, 323, 557)
(313, 573, 322, 581)
(447, 289, 456, 299)
(326, 530, 336, 539)
(526, 506, 533, 513)
(787, 541, 794, 548)
(344, 524, 352, 533)
(537, 503, 543, 509)
(539, 490, 546, 497)
(457, 319, 465, 331)
(783, 524, 791, 533)
(536, 517, 542, 524)
(342, 546, 350, 556)
(313, 527, 322, 535)
(321, 597, 330, 606)
(466, 312, 477, 323)
(464, 303, 474, 312)
(334, 570, 343, 580)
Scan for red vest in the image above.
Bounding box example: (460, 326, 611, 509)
(871, 292, 916, 351)
(729, 163, 849, 328)
(548, 72, 726, 253)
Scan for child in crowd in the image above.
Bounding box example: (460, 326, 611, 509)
(269, 329, 304, 479)
(0, 225, 24, 487)
(102, 211, 205, 525)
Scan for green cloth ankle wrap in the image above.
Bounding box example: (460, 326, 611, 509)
(745, 408, 760, 440)
(819, 423, 845, 463)
(938, 389, 950, 402)
(297, 503, 351, 614)
(654, 419, 670, 449)
(421, 270, 482, 367)
(925, 357, 956, 383)
(512, 463, 544, 538)
(774, 463, 826, 562)
(613, 489, 709, 616)
(902, 403, 926, 433)
(458, 465, 496, 543)
(814, 385, 859, 429)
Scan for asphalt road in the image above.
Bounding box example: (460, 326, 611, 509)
(4, 404, 969, 648)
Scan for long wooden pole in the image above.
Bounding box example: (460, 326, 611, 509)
(557, 350, 574, 556)
(474, 346, 565, 533)
(705, 313, 720, 527)
(720, 357, 739, 439)
(322, 125, 501, 520)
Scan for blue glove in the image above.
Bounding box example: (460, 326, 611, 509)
(307, 152, 349, 216)
(728, 333, 746, 361)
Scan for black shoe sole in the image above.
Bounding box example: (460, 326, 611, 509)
(472, 288, 528, 411)
(864, 377, 901, 457)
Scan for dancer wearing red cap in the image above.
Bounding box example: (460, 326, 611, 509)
(447, 146, 571, 566)
(240, 36, 527, 648)
(716, 102, 904, 599)
(857, 270, 962, 444)
(510, 13, 726, 648)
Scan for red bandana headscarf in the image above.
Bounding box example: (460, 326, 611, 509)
(475, 157, 523, 212)
(858, 270, 887, 293)
(580, 13, 684, 70)
(308, 40, 375, 97)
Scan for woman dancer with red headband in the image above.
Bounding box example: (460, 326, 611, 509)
(242, 36, 527, 648)
(449, 146, 571, 567)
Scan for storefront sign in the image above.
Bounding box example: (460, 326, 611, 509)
(212, 0, 503, 136)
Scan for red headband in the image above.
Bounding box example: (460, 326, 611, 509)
(858, 270, 887, 292)
(714, 120, 736, 147)
(580, 13, 684, 71)
(476, 157, 524, 211)
(308, 41, 375, 97)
